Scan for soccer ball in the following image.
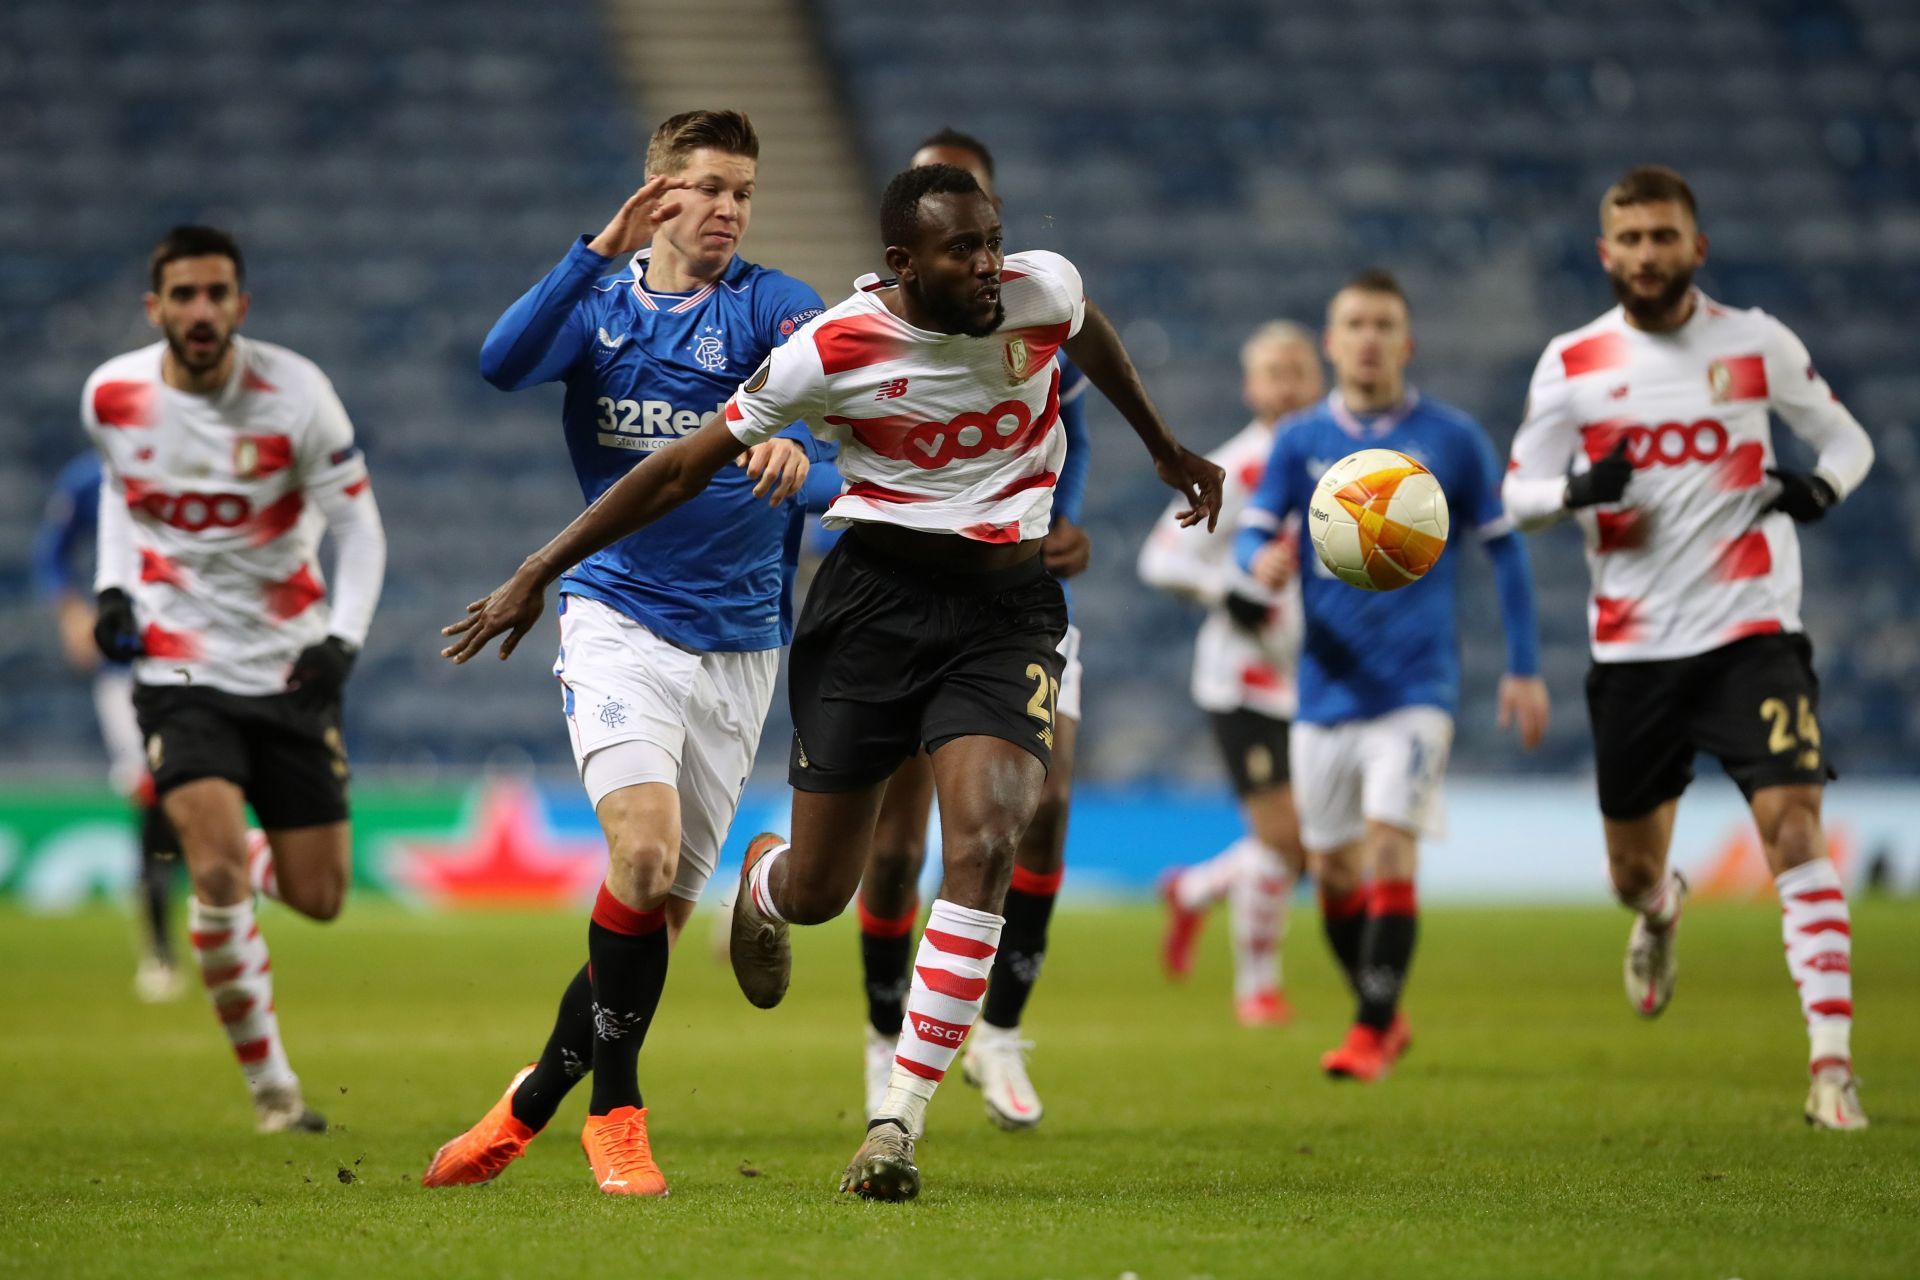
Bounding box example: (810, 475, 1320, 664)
(1306, 448, 1450, 591)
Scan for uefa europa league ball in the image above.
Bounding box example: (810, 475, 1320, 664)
(1306, 448, 1450, 591)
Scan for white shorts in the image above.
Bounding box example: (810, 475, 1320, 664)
(1289, 705, 1454, 852)
(92, 669, 145, 796)
(554, 595, 778, 902)
(1057, 623, 1084, 723)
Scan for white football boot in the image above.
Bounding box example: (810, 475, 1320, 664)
(133, 954, 186, 1003)
(1624, 873, 1687, 1018)
(962, 1023, 1043, 1130)
(253, 1081, 327, 1134)
(1805, 1065, 1869, 1131)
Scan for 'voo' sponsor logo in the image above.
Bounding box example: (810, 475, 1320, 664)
(1580, 418, 1728, 468)
(595, 397, 726, 451)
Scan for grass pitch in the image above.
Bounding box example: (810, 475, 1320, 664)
(1, 898, 1915, 1279)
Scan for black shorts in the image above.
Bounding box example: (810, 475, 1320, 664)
(787, 531, 1069, 792)
(1586, 633, 1834, 821)
(133, 684, 351, 829)
(1208, 708, 1292, 797)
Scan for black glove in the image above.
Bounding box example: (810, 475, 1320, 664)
(287, 635, 357, 706)
(1223, 590, 1272, 634)
(1565, 439, 1633, 509)
(1765, 468, 1837, 523)
(93, 588, 143, 663)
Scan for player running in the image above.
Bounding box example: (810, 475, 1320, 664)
(420, 111, 828, 1196)
(1139, 321, 1322, 1026)
(34, 450, 188, 1002)
(851, 128, 1094, 1134)
(1236, 270, 1548, 1082)
(443, 163, 1222, 1201)
(1502, 166, 1875, 1130)
(83, 225, 387, 1133)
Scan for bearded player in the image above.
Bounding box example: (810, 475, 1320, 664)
(852, 127, 1094, 1133)
(1139, 321, 1322, 1026)
(84, 225, 387, 1133)
(1503, 166, 1875, 1130)
(444, 164, 1222, 1200)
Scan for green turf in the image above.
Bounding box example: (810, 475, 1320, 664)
(1, 898, 1914, 1279)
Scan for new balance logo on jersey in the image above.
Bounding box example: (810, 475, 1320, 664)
(875, 377, 909, 400)
(595, 397, 725, 451)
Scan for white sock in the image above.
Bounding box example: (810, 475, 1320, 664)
(746, 842, 789, 923)
(1229, 842, 1291, 1001)
(1627, 870, 1683, 929)
(1176, 836, 1260, 912)
(1775, 858, 1854, 1073)
(879, 898, 1003, 1136)
(244, 830, 280, 902)
(189, 897, 296, 1095)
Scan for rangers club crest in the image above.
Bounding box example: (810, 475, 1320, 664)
(692, 325, 728, 373)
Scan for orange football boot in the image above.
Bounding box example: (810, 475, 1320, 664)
(422, 1064, 539, 1187)
(1321, 1023, 1393, 1082)
(581, 1106, 668, 1197)
(1235, 988, 1293, 1027)
(1381, 1012, 1413, 1063)
(1159, 872, 1208, 980)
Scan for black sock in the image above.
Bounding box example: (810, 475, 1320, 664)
(509, 964, 594, 1131)
(981, 879, 1058, 1029)
(861, 928, 913, 1036)
(586, 915, 669, 1116)
(1320, 884, 1368, 996)
(139, 804, 177, 963)
(1356, 880, 1418, 1031)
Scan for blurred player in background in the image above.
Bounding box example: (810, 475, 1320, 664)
(1236, 270, 1548, 1082)
(33, 450, 185, 1002)
(1139, 321, 1322, 1026)
(1503, 166, 1876, 1129)
(443, 163, 1223, 1200)
(84, 225, 387, 1132)
(423, 111, 828, 1197)
(851, 127, 1094, 1134)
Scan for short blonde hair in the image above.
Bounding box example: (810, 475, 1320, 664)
(646, 110, 758, 177)
(1240, 320, 1316, 368)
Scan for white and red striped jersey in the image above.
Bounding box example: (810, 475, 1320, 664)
(83, 337, 386, 696)
(723, 250, 1086, 543)
(1504, 293, 1873, 663)
(1139, 419, 1302, 719)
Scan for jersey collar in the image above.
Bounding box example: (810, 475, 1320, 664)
(1327, 387, 1419, 440)
(626, 248, 720, 314)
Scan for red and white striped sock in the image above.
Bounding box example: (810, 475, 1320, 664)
(1175, 836, 1259, 912)
(745, 841, 789, 923)
(189, 896, 296, 1095)
(244, 829, 279, 902)
(1228, 842, 1291, 1001)
(1775, 858, 1854, 1074)
(1627, 869, 1683, 929)
(879, 898, 1003, 1136)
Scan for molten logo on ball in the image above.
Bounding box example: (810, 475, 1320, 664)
(1307, 448, 1450, 591)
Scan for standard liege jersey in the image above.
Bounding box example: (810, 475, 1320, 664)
(723, 250, 1087, 544)
(1504, 293, 1874, 662)
(82, 337, 379, 696)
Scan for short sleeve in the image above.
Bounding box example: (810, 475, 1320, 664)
(724, 328, 832, 447)
(1005, 250, 1086, 338)
(297, 371, 370, 497)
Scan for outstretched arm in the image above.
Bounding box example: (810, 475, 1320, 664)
(1063, 299, 1223, 530)
(441, 417, 745, 662)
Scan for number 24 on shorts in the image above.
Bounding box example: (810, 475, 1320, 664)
(1760, 695, 1821, 771)
(1024, 663, 1058, 751)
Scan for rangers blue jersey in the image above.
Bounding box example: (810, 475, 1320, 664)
(481, 236, 829, 651)
(1235, 391, 1539, 724)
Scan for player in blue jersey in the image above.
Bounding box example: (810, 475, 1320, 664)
(33, 450, 186, 1002)
(1235, 270, 1550, 1082)
(848, 128, 1092, 1133)
(422, 110, 830, 1197)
